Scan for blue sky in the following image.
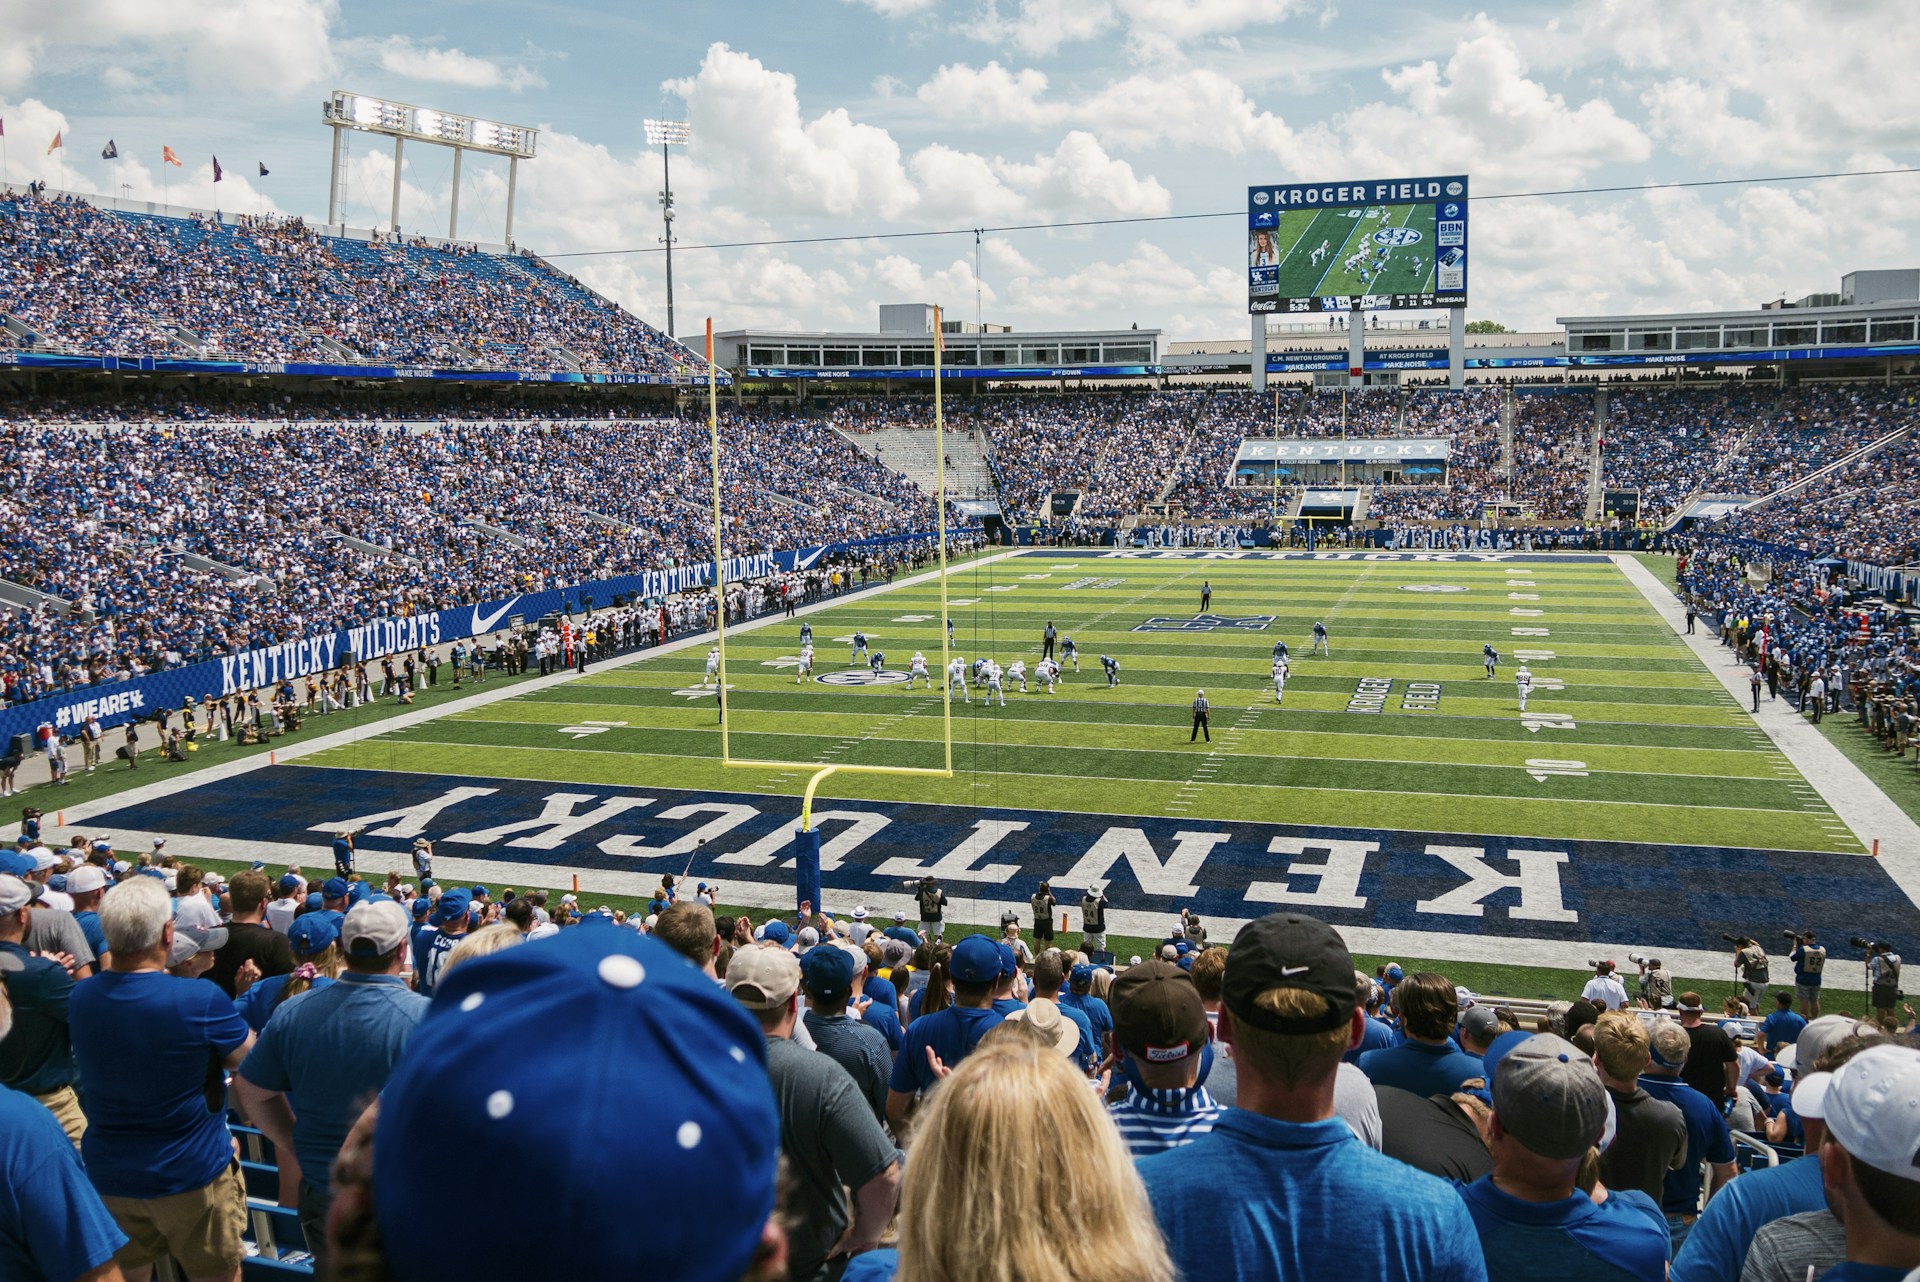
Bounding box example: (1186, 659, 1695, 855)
(4, 0, 1916, 338)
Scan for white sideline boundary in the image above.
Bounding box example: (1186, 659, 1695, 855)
(1612, 552, 1920, 913)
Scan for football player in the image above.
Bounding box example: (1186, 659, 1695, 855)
(794, 643, 815, 684)
(1272, 653, 1290, 705)
(908, 650, 931, 689)
(947, 655, 971, 704)
(1007, 658, 1028, 693)
(1100, 654, 1120, 688)
(1061, 636, 1080, 670)
(1482, 643, 1499, 678)
(849, 630, 869, 666)
(1515, 664, 1533, 711)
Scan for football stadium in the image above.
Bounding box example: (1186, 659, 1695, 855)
(4, 7, 1920, 1282)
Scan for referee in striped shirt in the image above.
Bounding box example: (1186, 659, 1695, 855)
(1190, 689, 1211, 743)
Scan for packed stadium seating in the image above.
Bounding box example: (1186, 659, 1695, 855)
(0, 192, 695, 374)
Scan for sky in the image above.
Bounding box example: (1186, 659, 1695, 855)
(3, 0, 1917, 341)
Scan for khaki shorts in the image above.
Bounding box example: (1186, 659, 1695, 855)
(33, 1083, 87, 1149)
(102, 1162, 247, 1276)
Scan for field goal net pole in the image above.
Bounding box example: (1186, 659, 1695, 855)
(705, 313, 955, 917)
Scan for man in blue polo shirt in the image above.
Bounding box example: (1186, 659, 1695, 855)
(1061, 961, 1114, 1049)
(1641, 1021, 1738, 1247)
(886, 933, 1004, 1130)
(1459, 1030, 1669, 1280)
(1760, 992, 1809, 1056)
(1358, 970, 1483, 1097)
(0, 984, 129, 1282)
(69, 877, 255, 1282)
(1137, 912, 1487, 1282)
(1669, 1020, 1886, 1282)
(235, 898, 429, 1276)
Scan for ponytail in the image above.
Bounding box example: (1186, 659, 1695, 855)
(922, 957, 953, 1015)
(276, 943, 342, 1009)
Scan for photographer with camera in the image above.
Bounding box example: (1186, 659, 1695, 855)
(1629, 953, 1673, 1010)
(1860, 937, 1902, 1025)
(1787, 929, 1827, 1018)
(1581, 959, 1629, 1011)
(1725, 935, 1769, 1009)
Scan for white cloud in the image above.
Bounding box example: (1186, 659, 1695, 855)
(371, 37, 545, 91)
(843, 0, 934, 13)
(973, 0, 1118, 57)
(0, 0, 339, 97)
(917, 61, 1060, 126)
(993, 131, 1171, 217)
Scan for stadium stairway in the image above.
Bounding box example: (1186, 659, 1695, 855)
(835, 425, 998, 502)
(1746, 417, 1917, 509)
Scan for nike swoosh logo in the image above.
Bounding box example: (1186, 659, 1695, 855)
(471, 596, 521, 635)
(1280, 965, 1310, 977)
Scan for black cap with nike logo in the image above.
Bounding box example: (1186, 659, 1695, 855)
(1222, 912, 1357, 1035)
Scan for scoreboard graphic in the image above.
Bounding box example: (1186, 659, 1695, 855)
(1248, 175, 1468, 314)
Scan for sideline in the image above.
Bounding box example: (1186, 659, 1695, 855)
(63, 548, 1022, 827)
(1613, 553, 1920, 912)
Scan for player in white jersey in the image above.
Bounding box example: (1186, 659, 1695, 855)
(986, 662, 1006, 707)
(1036, 658, 1060, 693)
(908, 651, 931, 688)
(849, 631, 869, 665)
(704, 647, 720, 686)
(1007, 658, 1028, 693)
(795, 644, 815, 683)
(1272, 654, 1290, 705)
(1515, 665, 1533, 712)
(947, 657, 970, 703)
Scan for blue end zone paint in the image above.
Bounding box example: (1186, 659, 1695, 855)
(88, 765, 1920, 954)
(1022, 550, 1614, 563)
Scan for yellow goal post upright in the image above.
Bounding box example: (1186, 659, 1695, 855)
(703, 313, 956, 914)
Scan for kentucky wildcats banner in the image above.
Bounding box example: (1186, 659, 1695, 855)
(1, 531, 939, 744)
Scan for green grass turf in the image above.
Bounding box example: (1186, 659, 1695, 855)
(308, 552, 1859, 854)
(175, 850, 1600, 1002)
(1262, 201, 1441, 301)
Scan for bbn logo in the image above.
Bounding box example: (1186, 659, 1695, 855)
(1133, 614, 1275, 633)
(817, 670, 911, 686)
(1373, 228, 1423, 247)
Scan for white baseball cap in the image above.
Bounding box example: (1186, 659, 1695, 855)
(1791, 1071, 1834, 1121)
(1823, 1044, 1920, 1181)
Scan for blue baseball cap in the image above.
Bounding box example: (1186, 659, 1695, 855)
(372, 930, 779, 1282)
(412, 897, 432, 917)
(1385, 964, 1404, 981)
(277, 873, 303, 892)
(0, 850, 34, 877)
(347, 881, 373, 905)
(287, 914, 340, 955)
(471, 885, 489, 898)
(800, 944, 856, 999)
(431, 888, 472, 925)
(322, 877, 350, 899)
(305, 892, 324, 909)
(996, 941, 1019, 980)
(951, 934, 1001, 985)
(758, 919, 791, 946)
(576, 910, 614, 930)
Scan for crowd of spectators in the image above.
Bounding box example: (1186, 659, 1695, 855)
(0, 192, 695, 375)
(3, 840, 1916, 1282)
(0, 398, 950, 705)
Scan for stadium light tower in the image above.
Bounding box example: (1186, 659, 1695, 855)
(322, 91, 538, 241)
(645, 119, 691, 337)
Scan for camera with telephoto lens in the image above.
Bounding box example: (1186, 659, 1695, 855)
(1783, 929, 1803, 941)
(1628, 952, 1647, 965)
(1851, 935, 1875, 949)
(1721, 933, 1740, 944)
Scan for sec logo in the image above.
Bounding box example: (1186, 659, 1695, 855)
(817, 669, 911, 686)
(1372, 227, 1423, 247)
(1399, 584, 1467, 593)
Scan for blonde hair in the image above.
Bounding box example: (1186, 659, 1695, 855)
(1592, 1010, 1650, 1081)
(442, 923, 526, 976)
(1227, 988, 1351, 1089)
(896, 1039, 1173, 1282)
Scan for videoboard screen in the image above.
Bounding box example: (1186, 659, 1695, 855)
(1247, 175, 1467, 314)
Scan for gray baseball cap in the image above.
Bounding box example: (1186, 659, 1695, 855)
(1775, 1014, 1884, 1074)
(1490, 1033, 1610, 1160)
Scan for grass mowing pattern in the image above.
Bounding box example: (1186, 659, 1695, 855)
(308, 552, 1858, 855)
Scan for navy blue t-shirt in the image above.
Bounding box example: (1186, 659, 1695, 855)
(1359, 1039, 1485, 1097)
(1345, 1015, 1398, 1064)
(889, 1005, 1003, 1096)
(70, 969, 251, 1198)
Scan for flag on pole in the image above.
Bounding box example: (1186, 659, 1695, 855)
(162, 145, 182, 167)
(46, 131, 62, 154)
(212, 155, 223, 183)
(258, 162, 269, 177)
(101, 139, 118, 160)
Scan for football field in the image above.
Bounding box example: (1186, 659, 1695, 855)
(84, 548, 1920, 978)
(1264, 202, 1439, 300)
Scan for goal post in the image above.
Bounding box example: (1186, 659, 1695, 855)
(702, 314, 957, 907)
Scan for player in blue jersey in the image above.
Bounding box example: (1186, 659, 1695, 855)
(869, 650, 886, 676)
(1100, 655, 1120, 687)
(1311, 621, 1329, 656)
(1061, 637, 1079, 670)
(1482, 643, 1499, 678)
(849, 631, 869, 665)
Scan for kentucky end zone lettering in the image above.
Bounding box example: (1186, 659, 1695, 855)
(84, 765, 1916, 955)
(1132, 614, 1276, 633)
